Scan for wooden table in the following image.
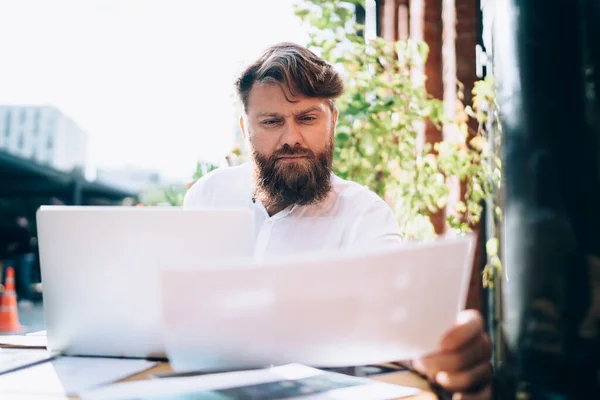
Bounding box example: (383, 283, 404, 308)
(1, 343, 436, 399)
(104, 362, 438, 400)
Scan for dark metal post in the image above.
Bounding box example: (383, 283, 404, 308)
(71, 167, 84, 206)
(487, 0, 600, 397)
(355, 3, 366, 38)
(71, 181, 82, 205)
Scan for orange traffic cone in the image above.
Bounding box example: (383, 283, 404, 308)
(0, 267, 24, 333)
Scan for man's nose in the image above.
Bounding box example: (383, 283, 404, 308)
(279, 120, 303, 147)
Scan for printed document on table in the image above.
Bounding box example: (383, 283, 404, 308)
(0, 348, 53, 374)
(0, 334, 47, 349)
(161, 235, 475, 372)
(0, 356, 157, 396)
(81, 363, 421, 400)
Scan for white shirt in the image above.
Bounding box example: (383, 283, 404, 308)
(183, 163, 402, 258)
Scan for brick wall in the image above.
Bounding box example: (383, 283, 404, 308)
(380, 0, 483, 310)
(379, 0, 410, 41)
(455, 0, 482, 310)
(422, 0, 446, 235)
(456, 0, 479, 134)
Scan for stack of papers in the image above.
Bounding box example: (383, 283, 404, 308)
(0, 330, 48, 349)
(0, 356, 157, 397)
(0, 334, 47, 349)
(0, 348, 54, 375)
(80, 363, 421, 400)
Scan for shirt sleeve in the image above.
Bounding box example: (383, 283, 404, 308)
(182, 179, 207, 209)
(345, 197, 403, 249)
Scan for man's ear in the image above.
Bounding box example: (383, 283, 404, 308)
(333, 106, 339, 126)
(239, 116, 247, 139)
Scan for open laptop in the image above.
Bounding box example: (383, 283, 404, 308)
(36, 206, 254, 360)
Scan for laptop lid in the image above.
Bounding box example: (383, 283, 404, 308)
(36, 206, 254, 359)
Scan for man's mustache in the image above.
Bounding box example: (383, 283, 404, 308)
(272, 145, 314, 159)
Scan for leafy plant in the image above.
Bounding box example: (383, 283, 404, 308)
(468, 76, 503, 287)
(294, 0, 503, 282)
(148, 0, 504, 285)
(140, 161, 219, 207)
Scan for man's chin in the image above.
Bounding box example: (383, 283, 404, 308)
(275, 158, 311, 173)
(275, 157, 310, 167)
(270, 166, 311, 188)
(277, 156, 308, 164)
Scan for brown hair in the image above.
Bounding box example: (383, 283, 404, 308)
(235, 42, 344, 111)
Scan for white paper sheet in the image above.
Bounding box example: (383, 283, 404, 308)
(0, 348, 54, 374)
(80, 363, 420, 400)
(161, 235, 475, 372)
(27, 330, 47, 336)
(0, 356, 157, 396)
(0, 334, 48, 348)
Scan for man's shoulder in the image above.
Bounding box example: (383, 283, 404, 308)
(183, 163, 252, 208)
(332, 174, 386, 207)
(196, 163, 251, 187)
(330, 173, 402, 246)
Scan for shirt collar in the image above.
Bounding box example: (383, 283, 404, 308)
(249, 170, 339, 219)
(252, 199, 297, 220)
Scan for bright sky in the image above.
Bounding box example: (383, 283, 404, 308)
(0, 0, 308, 181)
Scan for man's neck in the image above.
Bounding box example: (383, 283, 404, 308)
(255, 193, 292, 217)
(265, 204, 287, 217)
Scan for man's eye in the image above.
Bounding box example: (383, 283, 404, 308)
(300, 116, 316, 122)
(262, 120, 280, 126)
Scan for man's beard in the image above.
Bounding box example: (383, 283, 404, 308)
(252, 138, 334, 212)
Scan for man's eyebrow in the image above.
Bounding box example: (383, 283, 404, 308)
(256, 106, 324, 119)
(294, 106, 324, 116)
(256, 112, 283, 119)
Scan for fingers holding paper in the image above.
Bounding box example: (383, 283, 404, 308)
(411, 309, 493, 396)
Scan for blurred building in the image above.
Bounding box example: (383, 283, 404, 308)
(95, 167, 162, 192)
(0, 105, 134, 214)
(0, 105, 88, 172)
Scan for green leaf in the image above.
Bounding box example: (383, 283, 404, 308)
(294, 8, 311, 19)
(417, 41, 430, 62)
(335, 132, 350, 144)
(291, 1, 503, 255)
(486, 237, 499, 256)
(324, 38, 338, 51)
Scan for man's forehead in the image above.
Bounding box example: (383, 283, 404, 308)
(246, 82, 329, 115)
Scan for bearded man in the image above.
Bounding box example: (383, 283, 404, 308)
(184, 42, 493, 399)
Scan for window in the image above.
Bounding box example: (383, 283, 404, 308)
(17, 134, 24, 149)
(4, 110, 11, 137)
(19, 109, 26, 125)
(33, 109, 40, 135)
(47, 136, 54, 150)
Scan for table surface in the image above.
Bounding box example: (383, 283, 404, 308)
(98, 361, 439, 400)
(0, 343, 436, 399)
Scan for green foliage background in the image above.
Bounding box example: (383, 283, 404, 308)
(141, 0, 503, 284)
(293, 0, 501, 242)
